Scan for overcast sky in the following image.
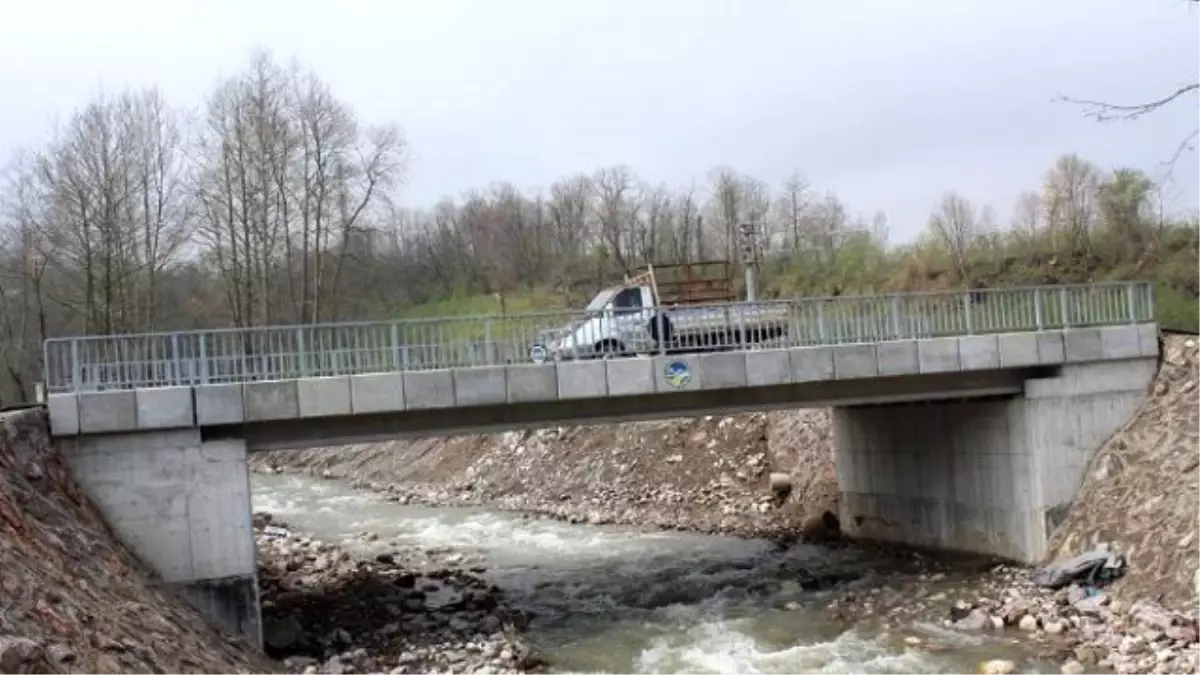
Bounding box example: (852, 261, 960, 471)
(2, 0, 1196, 241)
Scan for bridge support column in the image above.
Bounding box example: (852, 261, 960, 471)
(60, 429, 261, 647)
(832, 357, 1158, 563)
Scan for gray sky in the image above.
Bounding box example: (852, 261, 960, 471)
(2, 0, 1197, 241)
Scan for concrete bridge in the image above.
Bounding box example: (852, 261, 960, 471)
(40, 281, 1161, 647)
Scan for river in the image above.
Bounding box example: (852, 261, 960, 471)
(253, 472, 1054, 674)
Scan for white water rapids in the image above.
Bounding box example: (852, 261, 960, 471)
(253, 472, 1054, 674)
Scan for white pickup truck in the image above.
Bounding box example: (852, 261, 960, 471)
(528, 262, 790, 363)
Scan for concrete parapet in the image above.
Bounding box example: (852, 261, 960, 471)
(917, 337, 960, 373)
(244, 381, 299, 421)
(557, 361, 607, 399)
(1136, 323, 1159, 357)
(453, 367, 507, 407)
(745, 349, 790, 386)
(958, 335, 1000, 370)
(79, 391, 136, 433)
(1099, 325, 1141, 360)
(790, 346, 834, 382)
(404, 370, 455, 409)
(998, 333, 1039, 368)
(136, 386, 194, 429)
(47, 393, 79, 436)
(350, 372, 406, 414)
(699, 352, 748, 389)
(1036, 332, 1066, 364)
(833, 344, 877, 379)
(607, 357, 655, 397)
(876, 341, 918, 376)
(505, 364, 558, 403)
(1064, 328, 1104, 362)
(196, 384, 244, 426)
(297, 376, 352, 418)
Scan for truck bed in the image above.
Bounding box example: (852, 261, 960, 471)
(665, 302, 790, 336)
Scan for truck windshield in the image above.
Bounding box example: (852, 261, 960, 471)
(585, 289, 616, 312)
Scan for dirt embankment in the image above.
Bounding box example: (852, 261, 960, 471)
(252, 408, 839, 540)
(1046, 335, 1200, 612)
(0, 408, 273, 674)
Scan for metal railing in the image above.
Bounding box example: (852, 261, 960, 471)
(42, 281, 1155, 393)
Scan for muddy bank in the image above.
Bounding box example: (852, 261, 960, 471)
(251, 409, 838, 541)
(0, 408, 273, 674)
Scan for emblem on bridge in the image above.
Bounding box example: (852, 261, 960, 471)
(664, 359, 691, 388)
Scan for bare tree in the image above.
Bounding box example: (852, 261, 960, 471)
(927, 191, 982, 283)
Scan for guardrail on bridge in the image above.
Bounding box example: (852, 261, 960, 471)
(42, 281, 1155, 393)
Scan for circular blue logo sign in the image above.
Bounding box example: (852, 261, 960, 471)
(529, 344, 548, 363)
(664, 359, 691, 388)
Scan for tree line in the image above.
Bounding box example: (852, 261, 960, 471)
(1, 51, 1196, 405)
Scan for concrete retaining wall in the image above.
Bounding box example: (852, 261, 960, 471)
(833, 356, 1159, 562)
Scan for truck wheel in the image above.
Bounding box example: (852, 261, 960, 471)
(648, 313, 674, 347)
(594, 339, 626, 359)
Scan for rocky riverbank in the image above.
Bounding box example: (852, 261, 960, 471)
(250, 408, 840, 542)
(818, 560, 1199, 674)
(255, 513, 543, 675)
(0, 408, 273, 674)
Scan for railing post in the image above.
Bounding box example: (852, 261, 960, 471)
(70, 339, 81, 393)
(816, 302, 827, 344)
(655, 305, 666, 356)
(1125, 283, 1137, 324)
(198, 335, 209, 384)
(389, 322, 403, 372)
(297, 327, 309, 377)
(170, 333, 181, 386)
(962, 292, 973, 335)
(1059, 287, 1070, 328)
(1033, 289, 1044, 330)
(890, 296, 902, 339)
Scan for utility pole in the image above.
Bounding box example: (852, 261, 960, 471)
(738, 221, 758, 302)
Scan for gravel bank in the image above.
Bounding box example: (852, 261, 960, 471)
(255, 513, 543, 675)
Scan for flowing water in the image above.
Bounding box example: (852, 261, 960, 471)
(253, 473, 1053, 674)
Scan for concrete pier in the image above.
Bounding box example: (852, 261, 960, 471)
(59, 430, 261, 647)
(832, 357, 1158, 562)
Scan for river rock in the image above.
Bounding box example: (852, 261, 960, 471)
(981, 659, 1017, 674)
(954, 608, 994, 632)
(0, 637, 43, 673)
(264, 615, 307, 651)
(1019, 614, 1039, 631)
(1060, 659, 1085, 674)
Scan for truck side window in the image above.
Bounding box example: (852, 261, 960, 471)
(613, 287, 642, 314)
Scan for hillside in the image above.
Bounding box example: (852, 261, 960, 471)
(0, 409, 274, 674)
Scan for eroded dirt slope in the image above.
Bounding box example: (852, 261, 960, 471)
(1046, 335, 1200, 612)
(253, 408, 840, 539)
(0, 408, 274, 674)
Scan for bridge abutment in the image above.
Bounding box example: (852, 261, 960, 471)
(832, 357, 1159, 562)
(60, 429, 261, 647)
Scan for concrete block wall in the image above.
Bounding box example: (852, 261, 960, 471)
(59, 430, 261, 647)
(833, 354, 1159, 563)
